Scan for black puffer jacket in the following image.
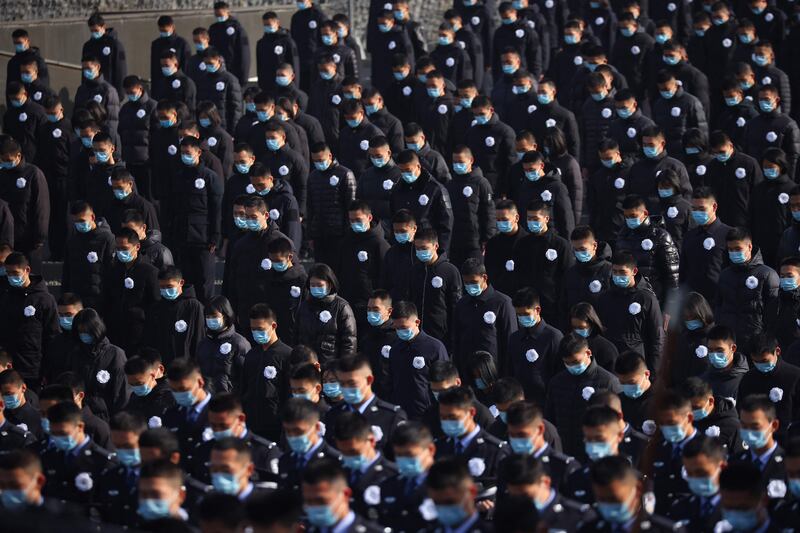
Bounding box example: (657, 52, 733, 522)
(337, 223, 390, 310)
(714, 249, 780, 352)
(143, 285, 205, 365)
(68, 336, 128, 422)
(0, 162, 50, 251)
(670, 325, 712, 387)
(410, 257, 462, 348)
(256, 29, 300, 92)
(587, 161, 630, 243)
(81, 28, 127, 93)
(615, 216, 680, 302)
(338, 118, 383, 178)
(522, 100, 580, 162)
(307, 160, 357, 240)
(743, 110, 800, 180)
(118, 93, 157, 165)
(464, 113, 516, 192)
(628, 152, 692, 214)
(196, 324, 251, 394)
(390, 169, 454, 254)
(200, 125, 234, 179)
(0, 275, 59, 385)
(196, 67, 242, 133)
(579, 93, 617, 171)
(74, 75, 120, 139)
(560, 241, 613, 318)
(511, 170, 574, 239)
(61, 219, 116, 309)
(445, 167, 496, 253)
(651, 89, 708, 156)
(750, 173, 794, 266)
(356, 161, 401, 230)
(294, 292, 357, 365)
(608, 110, 655, 165)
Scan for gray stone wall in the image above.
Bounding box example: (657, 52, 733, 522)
(3, 0, 454, 43)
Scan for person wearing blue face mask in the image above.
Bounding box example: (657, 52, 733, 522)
(8, 30, 50, 89)
(717, 228, 780, 351)
(431, 25, 473, 85)
(368, 11, 414, 93)
(402, 123, 452, 186)
(655, 170, 692, 249)
(3, 83, 47, 164)
(197, 50, 242, 131)
(465, 95, 517, 194)
(717, 461, 777, 533)
(609, 90, 654, 161)
(162, 358, 213, 454)
(207, 437, 262, 499)
(123, 355, 175, 422)
(361, 88, 404, 154)
(425, 458, 495, 531)
(518, 150, 575, 238)
(207, 2, 250, 87)
(445, 146, 496, 267)
(751, 151, 794, 267)
(612, 351, 653, 431)
(315, 20, 358, 82)
(358, 292, 399, 397)
(62, 201, 115, 311)
(278, 398, 340, 490)
(491, 5, 542, 84)
(81, 13, 127, 95)
(668, 436, 727, 529)
(751, 42, 791, 116)
(484, 200, 526, 297)
(653, 71, 708, 156)
(256, 12, 300, 92)
(745, 86, 800, 179)
(136, 460, 188, 523)
(338, 100, 383, 177)
(616, 193, 681, 302)
(150, 16, 192, 94)
(0, 447, 51, 512)
(596, 251, 665, 376)
(506, 288, 564, 404)
(0, 369, 41, 437)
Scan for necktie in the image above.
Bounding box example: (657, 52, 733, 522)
(404, 477, 416, 497)
(294, 452, 305, 471)
(454, 439, 464, 455)
(700, 498, 714, 517)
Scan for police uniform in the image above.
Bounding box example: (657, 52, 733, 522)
(277, 438, 342, 493)
(373, 471, 437, 532)
(348, 453, 398, 517)
(651, 431, 698, 515)
(435, 425, 509, 489)
(732, 444, 789, 501)
(162, 393, 213, 463)
(324, 395, 407, 452)
(667, 492, 721, 532)
(39, 436, 115, 509)
(577, 506, 685, 532)
(0, 419, 36, 453)
(189, 430, 282, 485)
(539, 491, 597, 532)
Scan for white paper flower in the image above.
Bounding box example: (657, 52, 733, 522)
(23, 305, 35, 317)
(381, 345, 391, 359)
(357, 250, 368, 262)
(260, 258, 272, 271)
(695, 345, 709, 358)
(545, 248, 558, 261)
(737, 117, 747, 128)
(779, 193, 789, 205)
(15, 178, 26, 189)
(705, 425, 721, 437)
(319, 310, 332, 323)
(574, 56, 583, 66)
(628, 302, 642, 315)
(543, 118, 556, 128)
(601, 108, 612, 118)
(202, 427, 214, 441)
(642, 420, 657, 435)
(388, 40, 396, 50)
(766, 131, 778, 142)
(215, 81, 225, 92)
(483, 311, 497, 324)
(226, 26, 235, 35)
(735, 167, 746, 179)
(667, 207, 678, 219)
(722, 38, 732, 48)
(219, 342, 232, 355)
(124, 277, 134, 289)
(52, 128, 62, 138)
(541, 190, 553, 202)
(96, 370, 110, 384)
(625, 127, 637, 139)
(614, 177, 625, 189)
(437, 104, 448, 114)
(703, 237, 715, 250)
(468, 457, 486, 476)
(745, 276, 759, 289)
(16, 423, 27, 432)
(431, 276, 443, 288)
(75, 472, 93, 492)
(595, 16, 605, 25)
(671, 106, 681, 117)
(173, 320, 187, 333)
(445, 57, 455, 67)
(269, 209, 280, 220)
(770, 387, 784, 403)
(329, 175, 339, 186)
(418, 194, 430, 206)
(505, 260, 515, 272)
(263, 366, 277, 379)
(471, 16, 480, 25)
(419, 499, 438, 521)
(485, 136, 495, 147)
(207, 137, 218, 147)
(382, 179, 393, 190)
(290, 286, 301, 298)
(462, 186, 473, 197)
(331, 94, 341, 105)
(526, 349, 539, 363)
(767, 479, 787, 498)
(359, 140, 369, 151)
(86, 251, 98, 263)
(167, 145, 177, 155)
(589, 280, 602, 293)
(148, 416, 162, 428)
(582, 386, 595, 401)
(412, 356, 425, 369)
(641, 239, 654, 251)
(371, 425, 384, 442)
(364, 485, 381, 505)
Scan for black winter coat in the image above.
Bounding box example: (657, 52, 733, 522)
(511, 170, 574, 239)
(338, 119, 383, 178)
(738, 359, 800, 441)
(307, 160, 357, 239)
(168, 163, 223, 247)
(700, 351, 749, 401)
(0, 275, 59, 385)
(197, 325, 251, 395)
(446, 168, 496, 253)
(410, 257, 462, 349)
(464, 114, 516, 192)
(196, 68, 242, 133)
(388, 331, 449, 419)
(257, 29, 301, 92)
(380, 241, 415, 302)
(118, 94, 157, 165)
(68, 336, 128, 421)
(337, 224, 390, 310)
(525, 100, 580, 162)
(35, 117, 75, 185)
(579, 93, 617, 170)
(707, 150, 764, 230)
(627, 152, 691, 214)
(390, 169, 454, 254)
(74, 76, 120, 139)
(143, 285, 204, 365)
(750, 174, 794, 266)
(651, 89, 708, 156)
(241, 339, 293, 441)
(262, 179, 302, 251)
(507, 319, 564, 405)
(679, 217, 733, 303)
(560, 243, 613, 319)
(152, 71, 197, 112)
(3, 100, 47, 163)
(615, 216, 680, 302)
(294, 293, 357, 365)
(0, 162, 50, 251)
(744, 110, 800, 180)
(587, 161, 630, 243)
(61, 220, 116, 308)
(82, 28, 127, 93)
(208, 17, 251, 86)
(102, 255, 160, 353)
(356, 161, 401, 230)
(484, 226, 528, 298)
(609, 110, 655, 166)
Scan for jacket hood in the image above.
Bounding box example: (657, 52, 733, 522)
(711, 396, 739, 420)
(146, 229, 164, 244)
(596, 241, 612, 260)
(18, 275, 49, 295)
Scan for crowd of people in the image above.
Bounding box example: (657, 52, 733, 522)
(3, 0, 800, 531)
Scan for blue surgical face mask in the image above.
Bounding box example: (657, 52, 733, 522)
(509, 437, 535, 455)
(764, 167, 779, 179)
(620, 27, 635, 37)
(206, 62, 220, 73)
(537, 93, 553, 105)
(14, 43, 27, 53)
(309, 285, 329, 298)
(342, 454, 368, 470)
(256, 110, 271, 122)
(517, 314, 537, 328)
(287, 433, 312, 453)
(502, 63, 518, 74)
(20, 72, 34, 84)
(465, 283, 483, 297)
(691, 210, 710, 225)
(79, 333, 94, 345)
(436, 504, 468, 527)
(59, 316, 74, 330)
(754, 360, 776, 373)
(47, 114, 60, 123)
(138, 498, 172, 521)
(722, 509, 760, 531)
(342, 387, 364, 405)
(715, 151, 732, 163)
(708, 351, 729, 369)
(393, 70, 407, 81)
(739, 33, 754, 44)
(692, 407, 709, 421)
(527, 220, 544, 234)
(643, 146, 660, 158)
(574, 327, 591, 338)
(367, 311, 385, 327)
(323, 382, 341, 398)
(752, 54, 768, 67)
(172, 390, 196, 407)
(305, 504, 338, 527)
(657, 188, 674, 198)
(564, 34, 578, 45)
(116, 448, 142, 467)
(741, 428, 769, 449)
(113, 187, 130, 200)
(728, 250, 746, 264)
(321, 34, 335, 46)
(621, 383, 644, 399)
(793, 210, 800, 222)
(245, 102, 257, 114)
(616, 107, 633, 119)
(780, 277, 798, 291)
(94, 151, 110, 163)
(725, 96, 741, 107)
(661, 424, 687, 443)
(266, 138, 281, 152)
(252, 329, 270, 345)
(415, 248, 433, 262)
(612, 275, 631, 288)
(590, 91, 606, 101)
(395, 232, 411, 244)
(206, 317, 224, 331)
(314, 159, 331, 171)
(655, 33, 669, 44)
(685, 319, 703, 331)
(439, 36, 453, 46)
(7, 275, 24, 287)
(116, 249, 134, 263)
(452, 162, 470, 175)
(525, 169, 542, 181)
(601, 158, 616, 168)
(159, 118, 175, 129)
(272, 260, 289, 272)
(181, 153, 196, 166)
(211, 472, 240, 494)
(346, 117, 362, 128)
(660, 89, 675, 100)
(441, 419, 466, 438)
(475, 114, 490, 125)
(235, 162, 251, 174)
(371, 156, 387, 168)
(74, 220, 92, 233)
(401, 171, 418, 183)
(378, 23, 391, 33)
(83, 68, 97, 80)
(759, 99, 775, 113)
(351, 221, 368, 233)
(585, 441, 613, 460)
(625, 217, 642, 229)
(160, 287, 180, 300)
(51, 434, 79, 451)
(2, 393, 21, 410)
(396, 327, 415, 341)
(565, 359, 589, 375)
(788, 478, 800, 498)
(396, 456, 425, 477)
(198, 118, 211, 128)
(264, 25, 278, 34)
(1, 158, 19, 170)
(132, 383, 153, 397)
